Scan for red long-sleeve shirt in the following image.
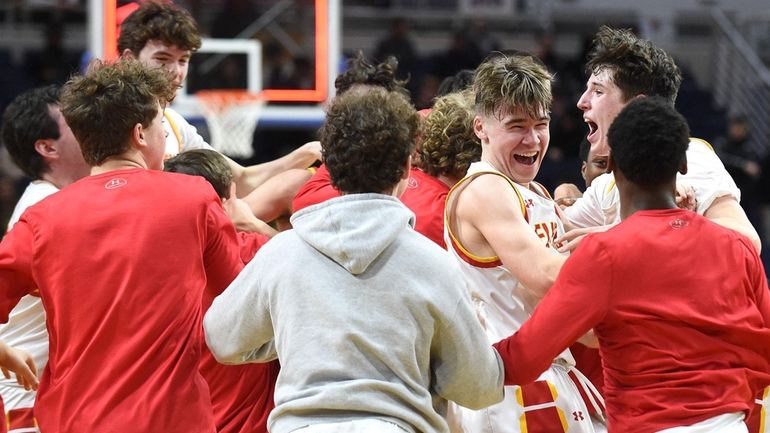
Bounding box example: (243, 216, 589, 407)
(0, 169, 243, 433)
(495, 209, 770, 433)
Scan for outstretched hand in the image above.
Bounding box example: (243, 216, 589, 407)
(0, 342, 38, 391)
(675, 182, 697, 211)
(555, 225, 611, 253)
(223, 196, 278, 237)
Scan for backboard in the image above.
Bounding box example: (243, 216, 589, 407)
(87, 0, 340, 128)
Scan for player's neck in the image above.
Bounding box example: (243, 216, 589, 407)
(91, 157, 146, 175)
(619, 185, 678, 220)
(39, 171, 75, 190)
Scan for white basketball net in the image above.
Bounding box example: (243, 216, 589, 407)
(197, 91, 264, 159)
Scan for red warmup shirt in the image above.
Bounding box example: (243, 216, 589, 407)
(399, 168, 449, 248)
(494, 208, 770, 433)
(291, 164, 339, 213)
(292, 165, 449, 247)
(0, 169, 243, 433)
(201, 231, 278, 433)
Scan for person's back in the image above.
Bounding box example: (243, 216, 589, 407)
(205, 87, 503, 433)
(4, 169, 241, 432)
(0, 58, 244, 433)
(243, 195, 500, 433)
(576, 208, 770, 430)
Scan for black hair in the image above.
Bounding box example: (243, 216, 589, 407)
(608, 96, 689, 187)
(1, 85, 61, 179)
(436, 69, 475, 98)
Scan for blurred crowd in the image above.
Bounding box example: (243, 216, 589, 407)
(1, 2, 769, 260)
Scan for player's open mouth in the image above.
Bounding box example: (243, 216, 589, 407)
(514, 152, 538, 165)
(585, 120, 598, 142)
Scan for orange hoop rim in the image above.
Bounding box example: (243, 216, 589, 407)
(195, 90, 265, 112)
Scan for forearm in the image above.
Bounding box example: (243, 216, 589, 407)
(232, 142, 320, 197)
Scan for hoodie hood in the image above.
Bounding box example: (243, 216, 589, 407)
(290, 194, 415, 275)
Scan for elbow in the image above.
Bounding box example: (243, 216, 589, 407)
(749, 233, 762, 254)
(202, 316, 241, 364)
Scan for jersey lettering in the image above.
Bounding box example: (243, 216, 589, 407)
(534, 221, 559, 248)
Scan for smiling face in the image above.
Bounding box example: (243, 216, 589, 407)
(475, 107, 550, 186)
(129, 39, 191, 90)
(577, 68, 629, 157)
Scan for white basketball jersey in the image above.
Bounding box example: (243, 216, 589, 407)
(444, 161, 596, 433)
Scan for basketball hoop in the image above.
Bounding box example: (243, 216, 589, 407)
(196, 90, 265, 159)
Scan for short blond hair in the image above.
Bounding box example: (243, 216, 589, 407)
(474, 54, 553, 120)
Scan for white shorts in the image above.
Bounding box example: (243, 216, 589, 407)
(450, 362, 596, 433)
(292, 419, 408, 433)
(657, 412, 747, 433)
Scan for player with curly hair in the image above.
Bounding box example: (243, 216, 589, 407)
(204, 85, 504, 433)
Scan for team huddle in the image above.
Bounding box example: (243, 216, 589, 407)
(0, 1, 768, 433)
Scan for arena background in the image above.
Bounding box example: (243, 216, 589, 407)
(1, 0, 769, 260)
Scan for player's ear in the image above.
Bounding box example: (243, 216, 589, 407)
(34, 139, 58, 160)
(402, 154, 412, 180)
(122, 48, 136, 59)
(473, 116, 487, 142)
(678, 154, 688, 175)
(132, 123, 146, 148)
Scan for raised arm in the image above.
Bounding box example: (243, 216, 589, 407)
(242, 167, 314, 223)
(228, 141, 321, 197)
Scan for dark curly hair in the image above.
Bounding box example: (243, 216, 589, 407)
(335, 51, 410, 98)
(608, 96, 689, 187)
(321, 87, 418, 194)
(164, 149, 233, 199)
(436, 69, 475, 98)
(586, 26, 682, 104)
(419, 89, 480, 180)
(1, 85, 61, 179)
(60, 58, 177, 166)
(118, 0, 202, 55)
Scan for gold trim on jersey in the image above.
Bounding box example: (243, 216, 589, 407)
(690, 137, 714, 152)
(164, 110, 184, 153)
(445, 170, 530, 265)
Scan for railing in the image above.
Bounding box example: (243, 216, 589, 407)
(711, 8, 770, 156)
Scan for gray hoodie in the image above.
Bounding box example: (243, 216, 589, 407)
(204, 193, 504, 433)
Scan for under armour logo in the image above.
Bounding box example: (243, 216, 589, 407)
(572, 411, 585, 421)
(105, 178, 128, 190)
(669, 218, 689, 229)
(524, 199, 535, 208)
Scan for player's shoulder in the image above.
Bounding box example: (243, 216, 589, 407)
(152, 170, 221, 202)
(163, 106, 191, 126)
(685, 137, 719, 160)
(589, 172, 616, 197)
